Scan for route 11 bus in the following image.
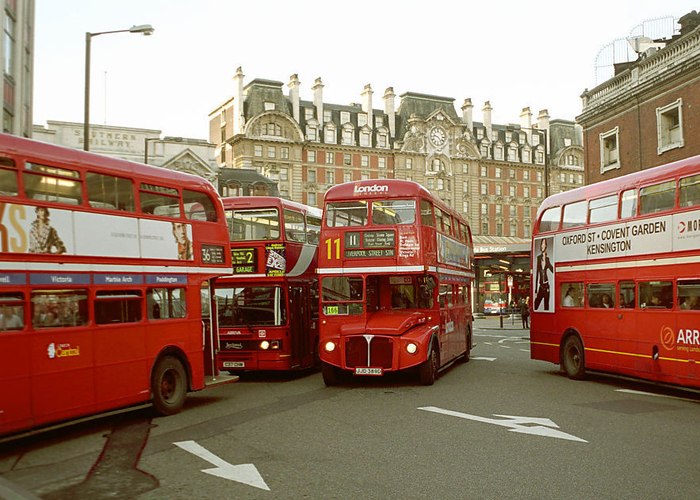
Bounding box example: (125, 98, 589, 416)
(0, 134, 233, 437)
(530, 154, 700, 389)
(318, 180, 474, 385)
(214, 197, 322, 372)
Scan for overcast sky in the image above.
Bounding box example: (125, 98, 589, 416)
(33, 0, 699, 140)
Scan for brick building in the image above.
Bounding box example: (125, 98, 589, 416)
(209, 68, 584, 310)
(577, 10, 700, 184)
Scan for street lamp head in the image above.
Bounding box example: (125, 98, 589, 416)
(129, 24, 154, 36)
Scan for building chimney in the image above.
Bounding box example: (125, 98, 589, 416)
(520, 107, 532, 143)
(679, 10, 700, 37)
(575, 123, 583, 146)
(482, 101, 493, 139)
(312, 78, 324, 124)
(362, 84, 374, 128)
(462, 98, 473, 130)
(232, 66, 245, 135)
(537, 109, 550, 151)
(383, 87, 396, 137)
(288, 74, 300, 123)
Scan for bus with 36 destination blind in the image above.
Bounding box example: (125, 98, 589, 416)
(0, 134, 233, 437)
(318, 180, 474, 385)
(530, 154, 700, 389)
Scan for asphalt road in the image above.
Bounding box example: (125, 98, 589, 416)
(2, 318, 700, 499)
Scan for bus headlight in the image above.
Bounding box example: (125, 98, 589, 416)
(324, 341, 336, 353)
(260, 341, 270, 350)
(406, 342, 418, 354)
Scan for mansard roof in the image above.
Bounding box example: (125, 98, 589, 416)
(244, 79, 292, 117)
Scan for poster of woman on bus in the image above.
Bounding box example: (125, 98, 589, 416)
(533, 236, 554, 312)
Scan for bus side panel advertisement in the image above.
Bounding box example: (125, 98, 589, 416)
(0, 202, 192, 261)
(533, 236, 555, 313)
(437, 233, 470, 269)
(265, 243, 286, 276)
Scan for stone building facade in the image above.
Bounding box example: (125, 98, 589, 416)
(2, 0, 34, 137)
(209, 68, 584, 310)
(33, 120, 219, 187)
(577, 10, 700, 184)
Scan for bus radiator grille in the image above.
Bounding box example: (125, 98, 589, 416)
(345, 336, 393, 369)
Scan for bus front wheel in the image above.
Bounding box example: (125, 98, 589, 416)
(152, 356, 187, 415)
(561, 336, 586, 380)
(321, 362, 342, 386)
(419, 343, 439, 385)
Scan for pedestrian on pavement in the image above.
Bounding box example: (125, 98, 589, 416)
(519, 297, 529, 329)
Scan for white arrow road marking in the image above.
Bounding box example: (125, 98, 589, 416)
(174, 440, 270, 491)
(418, 406, 587, 443)
(472, 356, 497, 361)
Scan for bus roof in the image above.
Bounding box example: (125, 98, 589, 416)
(538, 154, 700, 214)
(0, 133, 217, 194)
(324, 180, 432, 202)
(222, 196, 322, 218)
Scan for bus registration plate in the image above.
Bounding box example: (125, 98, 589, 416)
(355, 367, 382, 375)
(223, 361, 245, 368)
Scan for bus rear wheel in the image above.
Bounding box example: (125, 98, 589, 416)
(152, 356, 187, 416)
(459, 328, 472, 363)
(561, 336, 586, 380)
(419, 343, 439, 385)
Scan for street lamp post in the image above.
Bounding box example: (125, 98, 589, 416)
(84, 24, 154, 151)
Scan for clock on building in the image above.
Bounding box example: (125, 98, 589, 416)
(430, 127, 447, 147)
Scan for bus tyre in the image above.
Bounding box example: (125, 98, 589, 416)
(459, 329, 472, 363)
(419, 343, 439, 385)
(562, 336, 586, 380)
(152, 356, 187, 416)
(321, 362, 340, 386)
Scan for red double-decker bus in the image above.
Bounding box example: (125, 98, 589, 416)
(318, 180, 474, 385)
(214, 197, 322, 372)
(0, 134, 233, 437)
(530, 154, 700, 389)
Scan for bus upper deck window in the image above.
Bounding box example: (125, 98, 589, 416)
(538, 206, 561, 232)
(284, 209, 306, 242)
(620, 189, 638, 218)
(0, 292, 24, 331)
(420, 200, 434, 227)
(0, 157, 18, 197)
(562, 200, 587, 229)
(140, 184, 181, 218)
(680, 174, 700, 208)
(325, 201, 367, 227)
(306, 214, 321, 245)
(87, 172, 135, 211)
(24, 163, 82, 205)
(371, 200, 416, 225)
(589, 194, 618, 224)
(183, 189, 218, 222)
(639, 181, 676, 215)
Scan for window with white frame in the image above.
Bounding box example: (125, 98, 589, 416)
(496, 223, 503, 236)
(326, 169, 335, 184)
(495, 167, 502, 178)
(344, 154, 352, 166)
(323, 110, 332, 123)
(358, 114, 367, 127)
(342, 127, 353, 145)
(481, 222, 489, 234)
(480, 144, 489, 158)
(523, 170, 530, 181)
(578, 174, 583, 184)
(560, 173, 566, 183)
(480, 166, 487, 177)
(254, 145, 262, 157)
(268, 146, 276, 158)
(476, 128, 484, 139)
(307, 126, 317, 141)
(505, 132, 512, 142)
(378, 157, 386, 169)
(281, 147, 289, 159)
(264, 101, 275, 111)
(437, 178, 444, 190)
(569, 173, 575, 183)
(537, 187, 543, 198)
(510, 222, 517, 236)
(600, 127, 620, 173)
(480, 183, 488, 195)
(509, 185, 516, 197)
(361, 155, 369, 167)
(427, 178, 434, 189)
(656, 98, 683, 154)
(481, 204, 487, 215)
(280, 168, 288, 181)
(406, 158, 412, 170)
(344, 171, 352, 182)
(532, 134, 540, 146)
(326, 152, 334, 164)
(378, 133, 388, 148)
(524, 186, 530, 197)
(509, 147, 518, 162)
(361, 172, 369, 181)
(325, 126, 336, 143)
(360, 130, 370, 147)
(536, 151, 544, 164)
(463, 200, 469, 212)
(305, 108, 314, 119)
(463, 180, 469, 192)
(376, 117, 383, 127)
(522, 149, 531, 163)
(496, 204, 502, 216)
(495, 145, 504, 160)
(495, 184, 502, 196)
(340, 111, 350, 124)
(308, 150, 316, 163)
(308, 191, 317, 206)
(378, 173, 386, 179)
(406, 174, 413, 182)
(537, 172, 543, 182)
(308, 169, 316, 183)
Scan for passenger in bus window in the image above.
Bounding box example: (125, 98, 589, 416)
(0, 305, 23, 330)
(680, 295, 699, 310)
(29, 207, 67, 254)
(563, 287, 575, 307)
(601, 294, 613, 308)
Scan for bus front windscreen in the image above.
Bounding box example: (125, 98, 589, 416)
(371, 199, 416, 225)
(216, 286, 286, 327)
(227, 208, 280, 241)
(321, 276, 363, 315)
